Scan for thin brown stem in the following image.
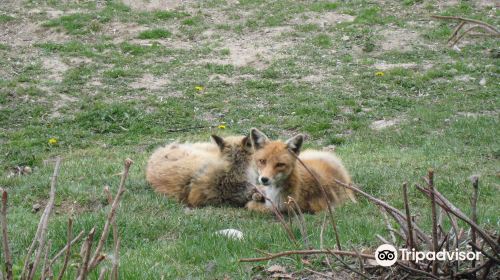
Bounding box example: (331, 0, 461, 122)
(0, 189, 13, 280)
(40, 240, 51, 280)
(470, 176, 479, 274)
(287, 197, 310, 248)
(111, 238, 120, 280)
(239, 249, 374, 262)
(428, 170, 438, 276)
(50, 230, 85, 266)
(291, 152, 342, 251)
(89, 159, 133, 270)
(104, 186, 119, 252)
(430, 15, 500, 34)
(28, 157, 62, 280)
(402, 183, 415, 253)
(76, 227, 96, 280)
(334, 179, 432, 248)
(56, 218, 74, 280)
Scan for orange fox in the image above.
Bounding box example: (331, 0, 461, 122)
(246, 128, 356, 213)
(146, 135, 258, 207)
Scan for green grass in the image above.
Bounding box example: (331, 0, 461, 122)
(1, 0, 499, 279)
(137, 28, 172, 39)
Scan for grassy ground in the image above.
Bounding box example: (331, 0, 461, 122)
(1, 0, 499, 279)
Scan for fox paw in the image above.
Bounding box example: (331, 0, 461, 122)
(252, 192, 264, 202)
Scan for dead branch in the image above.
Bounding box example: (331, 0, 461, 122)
(287, 197, 310, 248)
(291, 151, 342, 251)
(98, 268, 107, 280)
(27, 157, 62, 280)
(111, 238, 120, 280)
(50, 230, 85, 266)
(326, 249, 371, 280)
(76, 227, 96, 280)
(89, 158, 133, 269)
(251, 184, 297, 243)
(431, 15, 500, 34)
(334, 179, 432, 248)
(56, 218, 73, 280)
(380, 208, 397, 245)
(402, 183, 415, 252)
(104, 186, 119, 253)
(471, 176, 479, 275)
(40, 240, 51, 280)
(239, 249, 374, 262)
(428, 170, 439, 276)
(415, 184, 498, 254)
(1, 189, 13, 280)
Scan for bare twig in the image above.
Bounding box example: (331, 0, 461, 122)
(447, 20, 466, 43)
(50, 230, 85, 266)
(40, 240, 51, 280)
(56, 218, 74, 280)
(111, 238, 120, 280)
(291, 152, 342, 251)
(380, 208, 397, 245)
(326, 249, 371, 280)
(76, 227, 96, 280)
(431, 15, 500, 34)
(251, 184, 297, 243)
(415, 184, 498, 254)
(98, 268, 107, 280)
(428, 170, 439, 276)
(27, 157, 62, 280)
(402, 183, 415, 252)
(1, 189, 13, 280)
(334, 179, 432, 248)
(468, 241, 500, 265)
(104, 186, 119, 252)
(89, 159, 133, 269)
(239, 249, 374, 262)
(470, 176, 479, 274)
(287, 197, 310, 248)
(319, 214, 331, 266)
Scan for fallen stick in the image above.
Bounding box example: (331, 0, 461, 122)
(1, 189, 13, 280)
(402, 183, 415, 252)
(89, 159, 133, 269)
(239, 249, 374, 262)
(430, 15, 500, 34)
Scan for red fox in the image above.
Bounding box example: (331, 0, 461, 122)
(145, 135, 258, 207)
(246, 128, 356, 213)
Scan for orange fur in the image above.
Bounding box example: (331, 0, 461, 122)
(246, 128, 356, 213)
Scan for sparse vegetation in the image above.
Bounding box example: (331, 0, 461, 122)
(0, 0, 498, 279)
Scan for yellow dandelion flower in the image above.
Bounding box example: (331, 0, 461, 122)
(195, 85, 204, 91)
(48, 138, 58, 145)
(375, 71, 385, 77)
(218, 124, 226, 129)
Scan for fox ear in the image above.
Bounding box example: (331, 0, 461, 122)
(285, 134, 304, 155)
(242, 136, 253, 151)
(250, 128, 269, 150)
(211, 135, 225, 150)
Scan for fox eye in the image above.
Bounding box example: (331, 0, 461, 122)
(276, 163, 286, 168)
(258, 159, 266, 165)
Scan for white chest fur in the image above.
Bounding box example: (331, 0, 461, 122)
(264, 186, 285, 211)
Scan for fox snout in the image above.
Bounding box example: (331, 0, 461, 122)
(259, 176, 271, 186)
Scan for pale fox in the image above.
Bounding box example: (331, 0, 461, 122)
(145, 135, 258, 207)
(246, 128, 356, 213)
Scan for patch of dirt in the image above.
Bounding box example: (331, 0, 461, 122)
(0, 19, 71, 47)
(130, 73, 170, 90)
(49, 94, 79, 119)
(290, 11, 355, 27)
(105, 21, 149, 43)
(200, 26, 295, 70)
(122, 0, 195, 11)
(374, 62, 418, 71)
(42, 56, 69, 82)
(370, 118, 401, 130)
(378, 28, 420, 52)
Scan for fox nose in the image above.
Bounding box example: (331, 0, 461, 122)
(260, 176, 270, 185)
